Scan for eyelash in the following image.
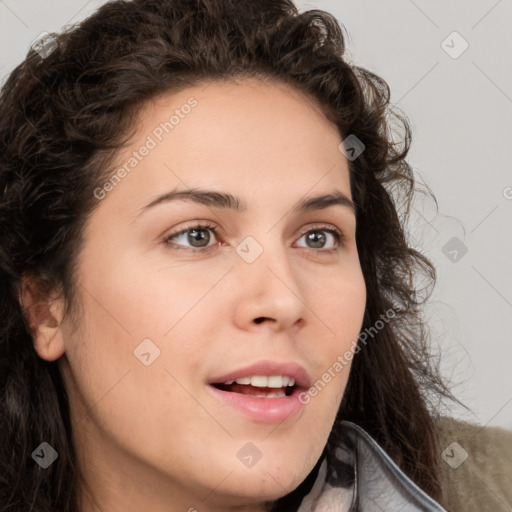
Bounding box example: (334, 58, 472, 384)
(163, 222, 346, 254)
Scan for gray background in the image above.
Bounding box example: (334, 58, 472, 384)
(1, 0, 511, 429)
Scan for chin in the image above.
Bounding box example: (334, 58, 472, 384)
(210, 467, 306, 507)
(222, 454, 312, 501)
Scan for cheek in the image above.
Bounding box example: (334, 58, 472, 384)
(65, 251, 227, 406)
(301, 263, 366, 411)
(311, 262, 367, 344)
(61, 271, 219, 469)
(86, 249, 233, 339)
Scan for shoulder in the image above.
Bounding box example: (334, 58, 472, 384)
(435, 415, 512, 512)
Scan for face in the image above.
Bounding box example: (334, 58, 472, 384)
(53, 78, 366, 511)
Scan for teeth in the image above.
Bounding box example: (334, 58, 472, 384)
(254, 390, 286, 398)
(250, 376, 268, 387)
(267, 375, 285, 387)
(222, 375, 296, 388)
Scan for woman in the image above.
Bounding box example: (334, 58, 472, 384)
(0, 1, 510, 511)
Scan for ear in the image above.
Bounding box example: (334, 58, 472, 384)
(19, 274, 67, 361)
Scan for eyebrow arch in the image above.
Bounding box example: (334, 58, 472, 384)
(136, 187, 356, 219)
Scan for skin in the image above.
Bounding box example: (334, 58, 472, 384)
(25, 78, 367, 512)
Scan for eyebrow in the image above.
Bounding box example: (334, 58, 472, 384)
(136, 187, 356, 219)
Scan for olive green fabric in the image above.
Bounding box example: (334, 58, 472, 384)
(437, 416, 512, 512)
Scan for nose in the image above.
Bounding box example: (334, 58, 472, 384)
(231, 237, 307, 333)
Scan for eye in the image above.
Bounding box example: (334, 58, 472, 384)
(164, 222, 220, 252)
(295, 225, 345, 253)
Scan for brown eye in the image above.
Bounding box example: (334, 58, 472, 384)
(295, 226, 344, 252)
(164, 223, 219, 252)
(304, 231, 328, 249)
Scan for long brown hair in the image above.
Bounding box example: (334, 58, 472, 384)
(0, 0, 456, 510)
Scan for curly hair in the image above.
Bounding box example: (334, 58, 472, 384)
(0, 0, 455, 510)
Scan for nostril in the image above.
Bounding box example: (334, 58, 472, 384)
(254, 317, 275, 324)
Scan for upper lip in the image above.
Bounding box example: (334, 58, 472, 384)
(208, 360, 312, 388)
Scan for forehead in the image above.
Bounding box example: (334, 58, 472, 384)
(101, 78, 351, 215)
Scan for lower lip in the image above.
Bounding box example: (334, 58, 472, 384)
(206, 385, 306, 424)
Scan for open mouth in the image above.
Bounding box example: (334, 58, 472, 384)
(206, 368, 308, 423)
(210, 382, 297, 398)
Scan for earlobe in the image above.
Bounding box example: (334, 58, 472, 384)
(19, 274, 66, 362)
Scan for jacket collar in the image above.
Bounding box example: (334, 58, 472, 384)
(298, 421, 447, 511)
